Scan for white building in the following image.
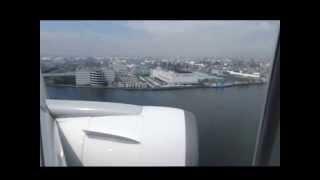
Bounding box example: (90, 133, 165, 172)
(90, 70, 105, 86)
(151, 68, 177, 84)
(75, 69, 90, 85)
(151, 68, 202, 85)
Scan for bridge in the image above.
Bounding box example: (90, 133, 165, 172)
(42, 72, 75, 77)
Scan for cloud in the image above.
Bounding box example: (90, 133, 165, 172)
(40, 20, 280, 58)
(126, 20, 279, 35)
(124, 21, 279, 58)
(126, 21, 207, 35)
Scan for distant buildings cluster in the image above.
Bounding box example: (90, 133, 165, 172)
(42, 56, 271, 88)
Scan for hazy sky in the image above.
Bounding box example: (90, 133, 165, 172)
(40, 20, 280, 59)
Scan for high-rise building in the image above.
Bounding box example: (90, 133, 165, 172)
(90, 70, 105, 86)
(75, 68, 90, 85)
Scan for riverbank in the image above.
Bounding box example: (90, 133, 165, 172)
(46, 82, 266, 90)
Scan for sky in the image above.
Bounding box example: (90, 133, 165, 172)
(40, 20, 280, 59)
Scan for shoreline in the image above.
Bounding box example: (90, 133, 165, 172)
(46, 82, 266, 90)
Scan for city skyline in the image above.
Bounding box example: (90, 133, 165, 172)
(40, 20, 280, 59)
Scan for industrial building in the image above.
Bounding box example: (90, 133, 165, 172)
(151, 68, 217, 85)
(226, 70, 261, 79)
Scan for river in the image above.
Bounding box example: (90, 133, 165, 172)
(47, 84, 270, 166)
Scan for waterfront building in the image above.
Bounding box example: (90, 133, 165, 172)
(151, 68, 217, 85)
(90, 70, 105, 86)
(75, 68, 90, 85)
(226, 70, 261, 79)
(102, 68, 115, 86)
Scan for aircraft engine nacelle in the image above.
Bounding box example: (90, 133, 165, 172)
(47, 100, 198, 166)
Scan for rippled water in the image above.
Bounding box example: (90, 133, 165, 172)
(47, 85, 269, 166)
